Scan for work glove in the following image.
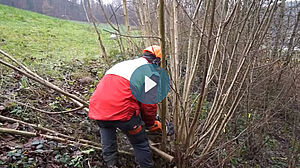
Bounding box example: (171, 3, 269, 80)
(166, 121, 174, 136)
(149, 120, 162, 133)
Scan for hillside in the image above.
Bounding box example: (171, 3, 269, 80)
(0, 5, 136, 167)
(0, 4, 116, 78)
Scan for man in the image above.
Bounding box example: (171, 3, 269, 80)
(89, 45, 162, 168)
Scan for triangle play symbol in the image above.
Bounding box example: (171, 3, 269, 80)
(145, 76, 157, 93)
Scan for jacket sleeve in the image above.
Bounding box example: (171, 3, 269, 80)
(140, 103, 157, 127)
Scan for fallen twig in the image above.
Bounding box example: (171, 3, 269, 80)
(150, 144, 174, 162)
(0, 114, 99, 147)
(0, 57, 89, 107)
(0, 49, 40, 79)
(149, 140, 174, 162)
(0, 49, 89, 109)
(2, 97, 85, 115)
(0, 127, 132, 156)
(0, 115, 174, 161)
(0, 127, 102, 150)
(30, 105, 84, 115)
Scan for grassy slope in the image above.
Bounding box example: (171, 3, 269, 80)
(0, 6, 133, 167)
(0, 4, 115, 77)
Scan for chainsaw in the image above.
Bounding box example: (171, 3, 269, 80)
(148, 115, 174, 136)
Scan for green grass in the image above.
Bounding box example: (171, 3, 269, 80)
(0, 4, 118, 77)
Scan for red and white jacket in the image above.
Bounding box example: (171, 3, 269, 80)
(88, 57, 157, 127)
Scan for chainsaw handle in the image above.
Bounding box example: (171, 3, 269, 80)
(149, 120, 162, 132)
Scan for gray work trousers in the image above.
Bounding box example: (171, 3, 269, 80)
(97, 114, 154, 168)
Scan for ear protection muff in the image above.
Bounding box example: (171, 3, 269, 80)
(152, 57, 161, 66)
(143, 51, 161, 66)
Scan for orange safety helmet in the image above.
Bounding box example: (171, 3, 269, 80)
(143, 45, 162, 58)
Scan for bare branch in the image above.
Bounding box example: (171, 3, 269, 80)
(1, 96, 84, 115)
(103, 29, 161, 39)
(86, 0, 111, 66)
(0, 54, 89, 107)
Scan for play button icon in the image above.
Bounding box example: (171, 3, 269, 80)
(145, 76, 157, 93)
(130, 64, 170, 104)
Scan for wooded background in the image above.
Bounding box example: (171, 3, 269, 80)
(0, 0, 137, 25)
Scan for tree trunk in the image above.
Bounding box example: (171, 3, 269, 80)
(81, 0, 90, 22)
(122, 0, 130, 35)
(86, 0, 110, 66)
(158, 0, 167, 150)
(172, 0, 180, 140)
